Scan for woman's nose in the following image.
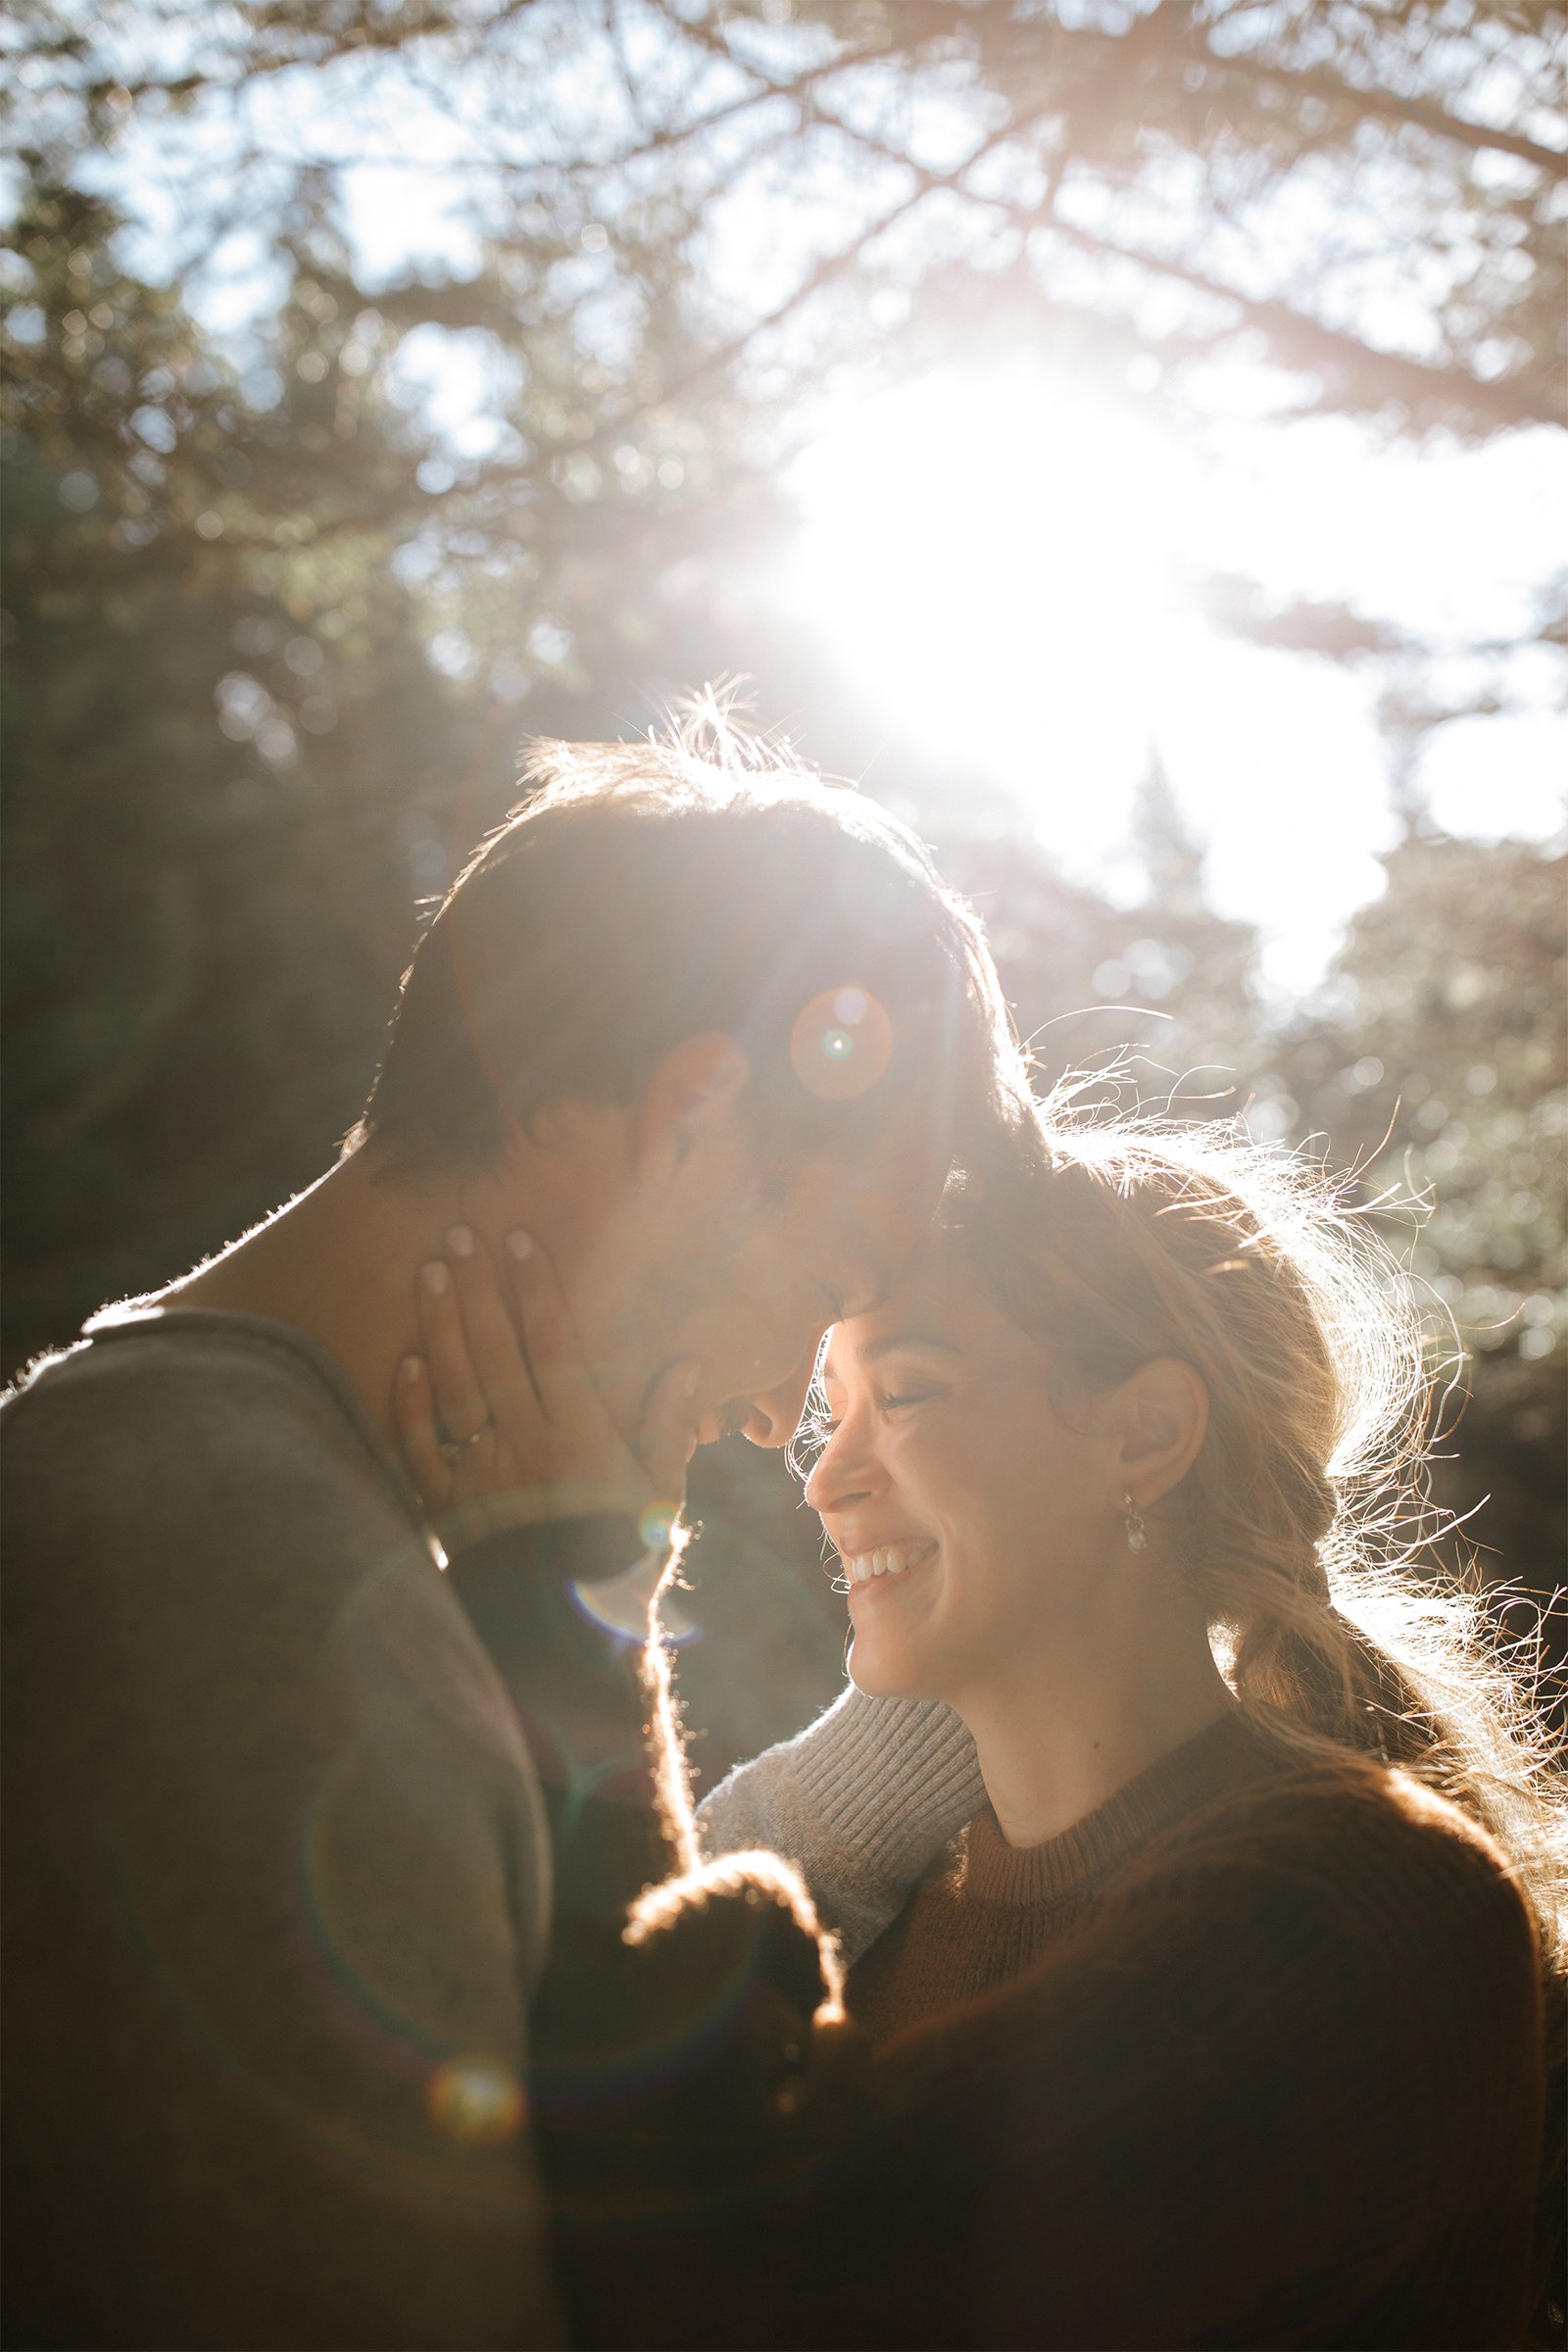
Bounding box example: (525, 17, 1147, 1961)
(804, 1422, 882, 1517)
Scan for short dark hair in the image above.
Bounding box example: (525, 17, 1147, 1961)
(355, 715, 1023, 1177)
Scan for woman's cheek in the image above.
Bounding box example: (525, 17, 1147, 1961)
(888, 1421, 967, 1525)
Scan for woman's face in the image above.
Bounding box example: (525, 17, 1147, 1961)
(805, 1234, 1124, 1708)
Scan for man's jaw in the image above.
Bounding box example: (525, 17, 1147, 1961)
(694, 1392, 810, 1446)
(734, 1348, 824, 1449)
(698, 1398, 755, 1445)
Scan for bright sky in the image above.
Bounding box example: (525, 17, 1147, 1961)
(61, 15, 1567, 993)
(777, 368, 1568, 990)
(341, 309, 1566, 989)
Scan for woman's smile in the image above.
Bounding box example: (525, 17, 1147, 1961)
(805, 1240, 1103, 1705)
(840, 1538, 939, 1590)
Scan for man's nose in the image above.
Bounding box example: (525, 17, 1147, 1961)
(739, 1346, 820, 1449)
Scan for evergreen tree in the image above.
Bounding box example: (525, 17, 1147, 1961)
(2, 183, 464, 1360)
(1274, 829, 1566, 1648)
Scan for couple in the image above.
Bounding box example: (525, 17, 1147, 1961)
(3, 722, 1560, 2350)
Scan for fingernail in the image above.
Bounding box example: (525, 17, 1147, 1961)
(445, 1224, 475, 1258)
(506, 1230, 534, 1261)
(421, 1260, 450, 1295)
(400, 1354, 423, 1384)
(681, 1362, 701, 1400)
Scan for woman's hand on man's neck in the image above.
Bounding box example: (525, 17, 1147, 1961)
(159, 1147, 559, 1457)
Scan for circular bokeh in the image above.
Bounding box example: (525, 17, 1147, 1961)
(788, 985, 894, 1102)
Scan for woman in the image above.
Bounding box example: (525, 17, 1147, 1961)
(402, 1096, 1565, 2349)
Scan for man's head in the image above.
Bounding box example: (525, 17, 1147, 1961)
(354, 713, 1026, 1446)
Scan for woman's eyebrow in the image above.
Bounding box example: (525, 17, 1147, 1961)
(854, 1331, 960, 1363)
(819, 1332, 958, 1389)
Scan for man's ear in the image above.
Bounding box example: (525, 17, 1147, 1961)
(1111, 1357, 1209, 1506)
(634, 1033, 752, 1180)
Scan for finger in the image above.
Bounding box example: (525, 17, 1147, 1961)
(502, 1230, 596, 1421)
(443, 1225, 544, 1432)
(636, 1355, 704, 1506)
(394, 1353, 454, 1514)
(416, 1257, 489, 1443)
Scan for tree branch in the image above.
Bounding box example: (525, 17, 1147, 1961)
(1203, 44, 1567, 181)
(1035, 216, 1561, 430)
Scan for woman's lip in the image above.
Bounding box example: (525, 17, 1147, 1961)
(831, 1535, 932, 1560)
(847, 1552, 937, 1601)
(839, 1540, 939, 1593)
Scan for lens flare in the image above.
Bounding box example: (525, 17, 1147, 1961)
(789, 985, 893, 1101)
(569, 1545, 698, 1643)
(427, 2056, 524, 2145)
(637, 1497, 678, 1551)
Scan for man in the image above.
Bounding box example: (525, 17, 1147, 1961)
(2, 720, 1019, 2349)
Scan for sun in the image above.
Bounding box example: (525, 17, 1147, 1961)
(780, 366, 1190, 847)
(774, 362, 1420, 992)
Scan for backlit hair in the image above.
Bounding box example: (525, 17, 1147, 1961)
(941, 1085, 1568, 1967)
(353, 703, 1028, 1176)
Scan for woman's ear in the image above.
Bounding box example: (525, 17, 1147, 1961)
(634, 1033, 751, 1179)
(1113, 1357, 1209, 1508)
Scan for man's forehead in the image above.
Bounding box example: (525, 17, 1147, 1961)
(791, 1115, 951, 1222)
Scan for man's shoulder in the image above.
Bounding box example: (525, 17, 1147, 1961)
(2, 1309, 422, 1606)
(7, 1309, 396, 1494)
(13, 1303, 351, 1411)
(2, 1311, 536, 1806)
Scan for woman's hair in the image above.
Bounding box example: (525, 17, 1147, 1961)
(938, 1082, 1568, 1968)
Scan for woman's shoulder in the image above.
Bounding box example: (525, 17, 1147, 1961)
(1144, 1716, 1542, 1993)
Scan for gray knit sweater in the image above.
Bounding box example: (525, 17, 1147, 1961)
(698, 1690, 984, 1963)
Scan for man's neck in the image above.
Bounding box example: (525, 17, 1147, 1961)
(158, 1150, 521, 1453)
(951, 1589, 1236, 1852)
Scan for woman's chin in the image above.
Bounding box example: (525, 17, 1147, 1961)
(847, 1639, 938, 1702)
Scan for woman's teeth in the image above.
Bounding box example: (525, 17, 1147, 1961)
(843, 1541, 936, 1586)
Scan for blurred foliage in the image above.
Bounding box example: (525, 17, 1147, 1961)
(0, 169, 804, 1341)
(1282, 831, 1565, 1360)
(3, 182, 466, 1329)
(11, 0, 1563, 433)
(10, 0, 1564, 744)
(3, 7, 1563, 1762)
(1275, 830, 1567, 1625)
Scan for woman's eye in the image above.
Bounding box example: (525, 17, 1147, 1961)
(878, 1390, 937, 1414)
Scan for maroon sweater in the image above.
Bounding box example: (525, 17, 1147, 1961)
(853, 1709, 1320, 2039)
(543, 1710, 1549, 2350)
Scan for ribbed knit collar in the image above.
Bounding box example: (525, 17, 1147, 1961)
(963, 1707, 1268, 1909)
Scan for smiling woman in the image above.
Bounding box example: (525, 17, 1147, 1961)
(808, 1258, 1218, 1798)
(539, 1087, 1566, 2350)
(799, 1088, 1568, 1957)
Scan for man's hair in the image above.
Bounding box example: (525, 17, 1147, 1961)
(354, 710, 1025, 1177)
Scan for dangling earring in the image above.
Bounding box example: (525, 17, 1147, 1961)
(1123, 1489, 1148, 1552)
